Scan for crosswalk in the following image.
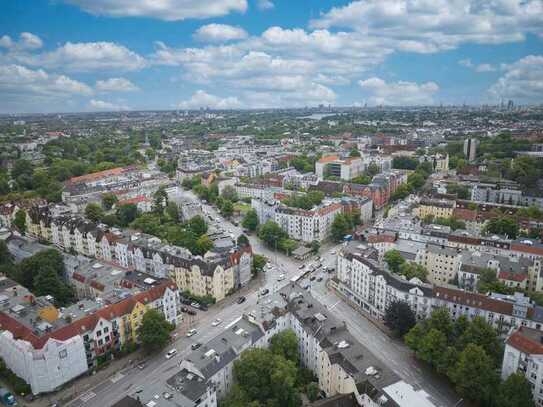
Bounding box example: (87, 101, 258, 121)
(79, 391, 96, 403)
(110, 372, 125, 383)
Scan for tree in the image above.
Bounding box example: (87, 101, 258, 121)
(221, 185, 239, 202)
(351, 175, 371, 184)
(165, 202, 179, 223)
(101, 193, 118, 210)
(242, 209, 259, 231)
(310, 240, 320, 254)
(457, 316, 502, 365)
(383, 250, 405, 273)
(366, 162, 380, 177)
(483, 217, 519, 239)
(448, 344, 498, 405)
(258, 220, 287, 248)
(330, 213, 350, 241)
(237, 234, 249, 246)
(85, 203, 104, 222)
(138, 309, 174, 354)
(392, 156, 419, 170)
(188, 215, 207, 236)
(495, 373, 535, 407)
(13, 209, 26, 234)
(194, 235, 213, 256)
(384, 300, 416, 337)
(349, 148, 361, 157)
(116, 204, 138, 226)
(306, 382, 320, 402)
(153, 186, 168, 213)
(221, 200, 234, 218)
(252, 254, 267, 274)
(279, 239, 297, 256)
(33, 268, 75, 306)
(407, 172, 425, 189)
(270, 330, 299, 364)
(398, 262, 428, 281)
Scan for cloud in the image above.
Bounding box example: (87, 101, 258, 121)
(89, 99, 129, 110)
(0, 32, 43, 50)
(177, 90, 243, 109)
(193, 24, 248, 43)
(96, 77, 139, 92)
(488, 55, 543, 103)
(64, 0, 247, 21)
(27, 42, 146, 72)
(311, 0, 543, 53)
(257, 0, 274, 10)
(458, 58, 496, 72)
(358, 77, 439, 105)
(0, 64, 93, 112)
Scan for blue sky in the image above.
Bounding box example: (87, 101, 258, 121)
(0, 0, 542, 113)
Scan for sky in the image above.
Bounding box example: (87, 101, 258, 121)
(0, 0, 542, 113)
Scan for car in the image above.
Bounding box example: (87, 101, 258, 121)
(191, 342, 202, 350)
(181, 298, 191, 305)
(310, 276, 316, 281)
(190, 302, 201, 309)
(163, 392, 173, 400)
(303, 284, 310, 290)
(165, 349, 177, 359)
(187, 329, 197, 337)
(212, 318, 222, 327)
(317, 277, 323, 282)
(260, 288, 270, 296)
(186, 308, 197, 316)
(237, 296, 246, 304)
(298, 264, 305, 269)
(330, 250, 336, 255)
(137, 362, 146, 370)
(277, 274, 285, 281)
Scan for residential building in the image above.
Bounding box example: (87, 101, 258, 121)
(414, 198, 456, 219)
(315, 155, 364, 181)
(463, 138, 479, 162)
(422, 244, 462, 285)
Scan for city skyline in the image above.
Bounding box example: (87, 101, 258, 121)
(1, 0, 542, 113)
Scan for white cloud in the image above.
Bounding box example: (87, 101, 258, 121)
(193, 24, 248, 43)
(96, 77, 139, 92)
(89, 99, 129, 110)
(30, 42, 146, 72)
(64, 0, 247, 21)
(0, 32, 43, 50)
(358, 77, 439, 105)
(311, 0, 543, 53)
(257, 0, 274, 10)
(177, 90, 243, 109)
(458, 58, 496, 72)
(488, 55, 543, 103)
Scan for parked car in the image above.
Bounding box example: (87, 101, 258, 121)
(191, 342, 202, 350)
(237, 296, 246, 304)
(260, 288, 270, 296)
(310, 276, 316, 281)
(190, 302, 201, 309)
(187, 329, 197, 337)
(165, 349, 177, 359)
(181, 298, 192, 305)
(212, 318, 222, 327)
(200, 303, 208, 311)
(277, 274, 285, 281)
(137, 362, 146, 370)
(317, 277, 323, 282)
(298, 264, 305, 270)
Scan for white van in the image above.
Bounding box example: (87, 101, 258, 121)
(165, 349, 177, 359)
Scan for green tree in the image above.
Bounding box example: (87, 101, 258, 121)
(193, 235, 213, 256)
(153, 187, 168, 213)
(351, 175, 371, 184)
(18, 249, 65, 289)
(138, 309, 174, 354)
(457, 316, 502, 365)
(279, 239, 297, 256)
(349, 148, 361, 157)
(310, 240, 320, 254)
(116, 204, 138, 227)
(384, 300, 417, 337)
(270, 330, 299, 364)
(306, 382, 320, 402)
(33, 268, 75, 306)
(188, 215, 208, 236)
(398, 262, 428, 281)
(448, 344, 498, 405)
(366, 162, 380, 177)
(221, 185, 239, 202)
(85, 203, 104, 222)
(407, 172, 426, 189)
(237, 234, 249, 246)
(242, 209, 259, 231)
(221, 200, 234, 218)
(392, 156, 419, 170)
(258, 220, 288, 248)
(165, 202, 179, 223)
(483, 217, 519, 239)
(252, 254, 267, 274)
(13, 209, 26, 234)
(383, 250, 405, 274)
(101, 193, 118, 210)
(495, 373, 535, 407)
(330, 213, 350, 241)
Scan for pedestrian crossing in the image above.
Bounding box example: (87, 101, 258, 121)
(79, 391, 96, 403)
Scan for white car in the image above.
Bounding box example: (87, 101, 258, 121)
(277, 274, 285, 281)
(212, 318, 222, 327)
(330, 250, 336, 255)
(165, 349, 177, 359)
(187, 329, 197, 337)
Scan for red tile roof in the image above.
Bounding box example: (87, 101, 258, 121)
(507, 328, 543, 355)
(433, 286, 515, 316)
(498, 271, 528, 282)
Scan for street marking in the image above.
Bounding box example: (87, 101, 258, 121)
(110, 372, 124, 383)
(329, 300, 341, 310)
(79, 391, 96, 403)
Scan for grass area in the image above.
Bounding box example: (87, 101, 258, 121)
(234, 202, 251, 214)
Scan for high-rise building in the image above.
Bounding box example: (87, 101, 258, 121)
(463, 138, 478, 162)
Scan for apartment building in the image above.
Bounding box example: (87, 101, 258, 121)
(0, 276, 179, 394)
(414, 198, 456, 219)
(315, 155, 364, 181)
(502, 327, 543, 406)
(335, 244, 433, 320)
(422, 244, 462, 285)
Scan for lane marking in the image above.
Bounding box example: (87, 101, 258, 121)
(79, 391, 96, 403)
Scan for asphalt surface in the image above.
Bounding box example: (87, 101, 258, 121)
(61, 189, 462, 407)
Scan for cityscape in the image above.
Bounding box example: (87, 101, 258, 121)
(1, 2, 543, 407)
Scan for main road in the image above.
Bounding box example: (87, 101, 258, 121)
(63, 188, 461, 407)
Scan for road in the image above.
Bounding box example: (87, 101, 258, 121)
(63, 188, 460, 407)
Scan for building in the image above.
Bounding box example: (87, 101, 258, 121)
(315, 155, 364, 181)
(421, 244, 462, 285)
(414, 198, 456, 219)
(502, 327, 543, 406)
(463, 138, 479, 162)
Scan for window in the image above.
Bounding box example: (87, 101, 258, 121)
(59, 349, 68, 359)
